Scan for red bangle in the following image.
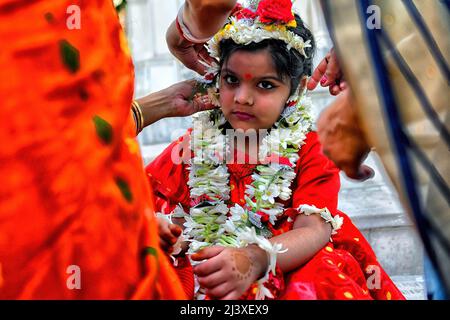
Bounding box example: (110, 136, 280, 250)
(176, 6, 211, 44)
(175, 15, 190, 43)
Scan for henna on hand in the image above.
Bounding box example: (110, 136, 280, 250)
(231, 251, 254, 281)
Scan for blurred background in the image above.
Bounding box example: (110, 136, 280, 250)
(119, 0, 426, 299)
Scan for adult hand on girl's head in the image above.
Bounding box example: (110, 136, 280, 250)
(307, 47, 347, 96)
(317, 89, 375, 181)
(136, 80, 216, 128)
(157, 217, 182, 254)
(191, 245, 267, 300)
(166, 80, 216, 117)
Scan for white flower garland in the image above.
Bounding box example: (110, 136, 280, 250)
(207, 17, 312, 60)
(298, 204, 343, 241)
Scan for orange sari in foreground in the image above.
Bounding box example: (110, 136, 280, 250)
(0, 0, 185, 299)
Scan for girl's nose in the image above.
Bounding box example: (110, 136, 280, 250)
(234, 86, 254, 106)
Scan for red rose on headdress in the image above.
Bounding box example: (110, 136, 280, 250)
(257, 0, 295, 24)
(235, 8, 258, 20)
(230, 3, 243, 16)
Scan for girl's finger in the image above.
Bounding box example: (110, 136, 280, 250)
(307, 57, 328, 90)
(169, 223, 182, 237)
(221, 290, 241, 300)
(159, 239, 172, 252)
(205, 281, 233, 300)
(329, 84, 341, 96)
(191, 246, 225, 261)
(197, 270, 227, 289)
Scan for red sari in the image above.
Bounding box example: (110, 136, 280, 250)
(146, 130, 405, 300)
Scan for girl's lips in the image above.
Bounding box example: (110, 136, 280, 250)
(232, 111, 255, 121)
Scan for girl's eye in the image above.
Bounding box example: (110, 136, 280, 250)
(258, 81, 275, 90)
(224, 75, 238, 84)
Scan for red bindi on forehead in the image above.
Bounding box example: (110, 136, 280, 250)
(244, 73, 253, 80)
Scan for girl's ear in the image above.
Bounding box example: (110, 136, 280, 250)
(300, 76, 307, 91)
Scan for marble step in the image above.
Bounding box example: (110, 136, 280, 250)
(391, 275, 426, 300)
(140, 142, 170, 166)
(338, 153, 408, 229)
(338, 153, 424, 278)
(361, 225, 424, 277)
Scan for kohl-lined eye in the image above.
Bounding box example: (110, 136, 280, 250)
(258, 81, 276, 90)
(224, 74, 239, 85)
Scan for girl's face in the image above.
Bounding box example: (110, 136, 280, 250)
(219, 49, 291, 132)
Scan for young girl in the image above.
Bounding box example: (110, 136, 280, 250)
(147, 0, 404, 300)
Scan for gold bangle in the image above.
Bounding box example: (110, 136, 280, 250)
(135, 100, 144, 134)
(131, 100, 144, 135)
(131, 101, 139, 135)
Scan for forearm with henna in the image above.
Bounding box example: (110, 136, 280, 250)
(234, 245, 267, 281)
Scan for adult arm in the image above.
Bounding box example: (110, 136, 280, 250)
(317, 89, 374, 181)
(166, 0, 238, 74)
(135, 80, 213, 129)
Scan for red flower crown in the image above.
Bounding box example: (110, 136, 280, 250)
(206, 0, 310, 62)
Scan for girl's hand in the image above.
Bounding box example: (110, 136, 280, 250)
(191, 245, 268, 300)
(157, 217, 182, 254)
